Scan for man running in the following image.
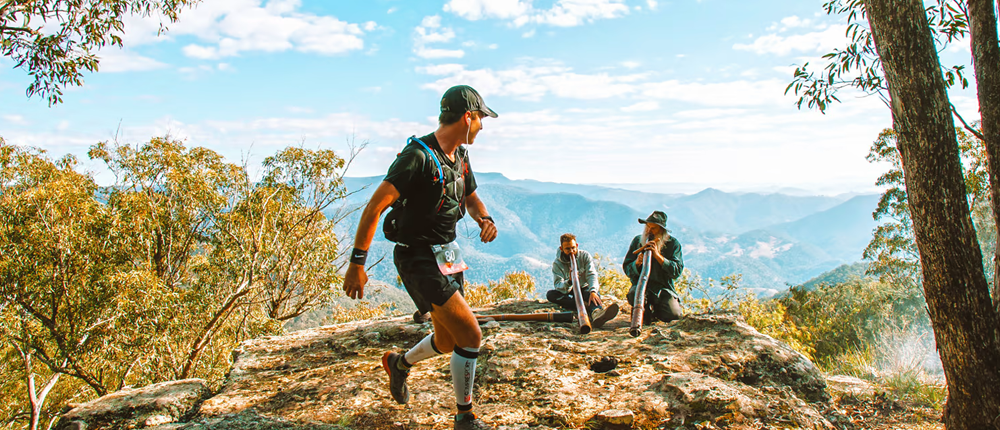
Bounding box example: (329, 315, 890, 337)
(343, 85, 498, 430)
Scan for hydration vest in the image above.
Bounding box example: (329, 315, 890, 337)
(383, 136, 468, 243)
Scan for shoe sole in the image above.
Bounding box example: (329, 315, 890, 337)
(592, 303, 620, 329)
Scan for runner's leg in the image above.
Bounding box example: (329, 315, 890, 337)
(431, 291, 482, 417)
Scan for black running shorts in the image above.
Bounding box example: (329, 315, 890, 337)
(394, 244, 465, 314)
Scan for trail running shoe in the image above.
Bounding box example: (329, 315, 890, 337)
(413, 310, 431, 324)
(454, 413, 495, 430)
(381, 351, 410, 404)
(591, 303, 620, 329)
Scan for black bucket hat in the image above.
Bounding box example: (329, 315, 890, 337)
(638, 211, 668, 230)
(440, 85, 498, 118)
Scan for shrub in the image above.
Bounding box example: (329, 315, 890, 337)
(323, 302, 397, 325)
(464, 271, 537, 307)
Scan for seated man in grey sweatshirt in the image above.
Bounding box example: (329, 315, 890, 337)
(548, 233, 619, 328)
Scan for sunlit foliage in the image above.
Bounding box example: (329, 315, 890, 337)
(1, 0, 196, 105)
(0, 136, 356, 429)
(465, 271, 537, 308)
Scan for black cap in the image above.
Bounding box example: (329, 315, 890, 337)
(638, 211, 668, 230)
(440, 85, 498, 118)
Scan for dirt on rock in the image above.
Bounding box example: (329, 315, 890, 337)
(63, 298, 943, 430)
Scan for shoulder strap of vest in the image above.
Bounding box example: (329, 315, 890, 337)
(409, 136, 443, 185)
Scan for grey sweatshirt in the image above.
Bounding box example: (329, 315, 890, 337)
(551, 249, 600, 294)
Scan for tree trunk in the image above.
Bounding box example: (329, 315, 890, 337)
(865, 0, 1000, 428)
(179, 279, 251, 379)
(18, 347, 61, 430)
(971, 0, 1000, 314)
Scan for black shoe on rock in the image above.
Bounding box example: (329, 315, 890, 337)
(454, 413, 494, 430)
(413, 311, 431, 324)
(381, 351, 410, 404)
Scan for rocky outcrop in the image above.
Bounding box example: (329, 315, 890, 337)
(55, 379, 210, 430)
(61, 299, 852, 429)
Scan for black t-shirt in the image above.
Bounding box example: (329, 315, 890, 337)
(383, 133, 478, 245)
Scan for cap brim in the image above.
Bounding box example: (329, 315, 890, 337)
(637, 218, 645, 224)
(480, 105, 498, 118)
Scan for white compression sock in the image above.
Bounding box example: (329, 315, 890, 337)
(451, 345, 479, 410)
(403, 333, 442, 367)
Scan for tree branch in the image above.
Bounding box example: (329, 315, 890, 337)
(952, 103, 988, 141)
(0, 25, 35, 34)
(0, 0, 18, 17)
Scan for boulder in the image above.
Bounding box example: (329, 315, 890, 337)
(56, 379, 210, 430)
(83, 300, 851, 429)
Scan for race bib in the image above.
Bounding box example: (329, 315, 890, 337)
(431, 241, 469, 275)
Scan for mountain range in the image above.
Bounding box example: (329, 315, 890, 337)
(332, 173, 881, 297)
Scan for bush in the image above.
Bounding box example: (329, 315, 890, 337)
(595, 255, 631, 301)
(464, 271, 538, 307)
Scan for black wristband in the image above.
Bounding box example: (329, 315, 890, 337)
(350, 248, 368, 266)
(481, 215, 494, 224)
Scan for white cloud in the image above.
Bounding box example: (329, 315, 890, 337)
(781, 16, 812, 28)
(673, 108, 748, 119)
(621, 101, 659, 112)
(444, 0, 629, 28)
(766, 15, 813, 32)
(413, 15, 465, 59)
(641, 79, 792, 107)
(415, 47, 466, 59)
(3, 115, 26, 125)
(621, 61, 641, 69)
(387, 7, 398, 14)
(418, 62, 648, 101)
(947, 34, 971, 53)
(96, 48, 168, 72)
(522, 29, 536, 38)
(125, 0, 370, 59)
(183, 44, 219, 59)
(646, 0, 658, 10)
(444, 0, 531, 21)
(416, 16, 455, 44)
(734, 24, 848, 56)
(7, 86, 892, 194)
(417, 62, 789, 107)
(532, 0, 630, 27)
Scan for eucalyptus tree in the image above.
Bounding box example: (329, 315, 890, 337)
(0, 136, 360, 428)
(787, 0, 1000, 426)
(0, 0, 196, 105)
(89, 138, 358, 380)
(0, 140, 160, 430)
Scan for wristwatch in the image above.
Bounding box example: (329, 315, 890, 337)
(481, 215, 495, 224)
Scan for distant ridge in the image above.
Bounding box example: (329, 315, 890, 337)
(338, 174, 880, 294)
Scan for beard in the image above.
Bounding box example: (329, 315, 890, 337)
(644, 229, 670, 249)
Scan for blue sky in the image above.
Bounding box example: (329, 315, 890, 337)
(0, 0, 982, 194)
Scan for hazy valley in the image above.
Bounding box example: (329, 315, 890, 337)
(336, 173, 880, 296)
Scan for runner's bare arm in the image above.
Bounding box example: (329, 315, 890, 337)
(465, 191, 497, 243)
(344, 181, 401, 299)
